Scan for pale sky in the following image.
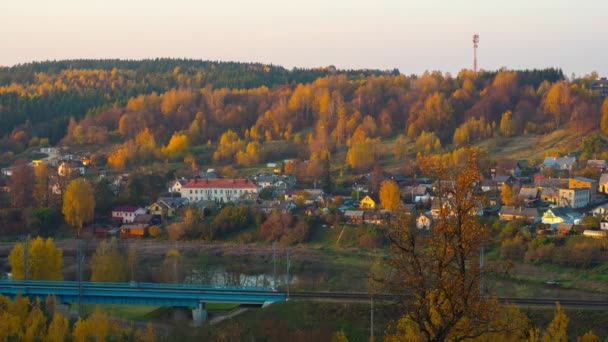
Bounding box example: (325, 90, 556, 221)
(1, 0, 606, 77)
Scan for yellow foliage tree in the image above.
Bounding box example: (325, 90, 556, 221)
(47, 313, 70, 342)
(379, 180, 400, 211)
(62, 178, 95, 236)
(542, 303, 568, 342)
(90, 238, 127, 282)
(72, 308, 111, 342)
(8, 237, 63, 280)
(162, 132, 189, 160)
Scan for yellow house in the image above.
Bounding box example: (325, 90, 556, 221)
(359, 195, 378, 210)
(147, 201, 175, 219)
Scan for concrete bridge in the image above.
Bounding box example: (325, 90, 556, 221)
(0, 280, 285, 323)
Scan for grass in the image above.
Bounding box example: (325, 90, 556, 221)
(81, 304, 161, 321)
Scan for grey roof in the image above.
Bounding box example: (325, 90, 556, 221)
(541, 188, 560, 197)
(499, 206, 539, 218)
(402, 185, 428, 196)
(344, 210, 364, 217)
(543, 156, 576, 167)
(587, 159, 606, 168)
(518, 187, 539, 199)
(573, 176, 597, 183)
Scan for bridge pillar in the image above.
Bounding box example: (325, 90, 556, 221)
(192, 302, 207, 326)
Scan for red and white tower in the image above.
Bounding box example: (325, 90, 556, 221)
(473, 34, 479, 73)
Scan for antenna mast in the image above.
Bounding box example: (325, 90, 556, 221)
(473, 34, 479, 73)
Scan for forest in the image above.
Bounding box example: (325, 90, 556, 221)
(2, 59, 604, 176)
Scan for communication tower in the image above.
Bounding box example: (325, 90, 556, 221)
(473, 34, 479, 73)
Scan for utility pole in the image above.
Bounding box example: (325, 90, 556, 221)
(272, 242, 277, 291)
(77, 238, 84, 316)
(24, 235, 29, 281)
(370, 295, 375, 341)
(286, 249, 291, 300)
(480, 246, 484, 296)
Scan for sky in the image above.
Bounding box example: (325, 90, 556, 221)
(1, 0, 607, 76)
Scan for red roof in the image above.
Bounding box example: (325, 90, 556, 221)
(112, 206, 143, 213)
(183, 178, 257, 189)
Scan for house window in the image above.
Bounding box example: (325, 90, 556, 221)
(220, 190, 223, 194)
(190, 190, 192, 194)
(214, 190, 217, 194)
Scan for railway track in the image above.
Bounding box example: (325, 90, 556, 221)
(289, 292, 608, 307)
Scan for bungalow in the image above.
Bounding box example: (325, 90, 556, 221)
(359, 194, 379, 210)
(344, 210, 364, 224)
(58, 161, 86, 177)
(112, 206, 148, 224)
(555, 223, 574, 236)
(416, 213, 432, 229)
(587, 159, 607, 170)
(583, 230, 608, 239)
(168, 179, 188, 193)
(518, 187, 539, 201)
(541, 207, 582, 225)
(498, 206, 540, 224)
(491, 160, 522, 177)
(363, 210, 387, 225)
(543, 156, 576, 171)
(401, 185, 430, 203)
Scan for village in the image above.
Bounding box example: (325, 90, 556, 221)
(2, 146, 608, 244)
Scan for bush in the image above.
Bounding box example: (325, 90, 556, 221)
(148, 225, 161, 238)
(356, 227, 384, 249)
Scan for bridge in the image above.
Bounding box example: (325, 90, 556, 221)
(0, 280, 285, 323)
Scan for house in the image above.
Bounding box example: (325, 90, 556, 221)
(555, 223, 574, 236)
(363, 210, 387, 225)
(1, 167, 13, 177)
(112, 206, 148, 224)
(498, 206, 540, 224)
(198, 169, 220, 179)
(57, 161, 85, 177)
(40, 147, 59, 154)
(558, 188, 589, 209)
(120, 223, 149, 238)
(589, 77, 608, 97)
(168, 179, 188, 193)
(401, 185, 430, 203)
(491, 160, 522, 177)
(180, 178, 259, 203)
(401, 203, 417, 216)
(569, 177, 597, 201)
(534, 176, 569, 189)
(133, 214, 155, 225)
(542, 156, 576, 171)
(599, 174, 608, 194)
(592, 203, 608, 216)
(416, 213, 432, 229)
(480, 176, 512, 192)
(587, 159, 607, 170)
(540, 188, 560, 205)
(344, 210, 364, 224)
(518, 187, 539, 201)
(541, 207, 582, 225)
(147, 201, 175, 219)
(359, 194, 379, 210)
(583, 230, 608, 239)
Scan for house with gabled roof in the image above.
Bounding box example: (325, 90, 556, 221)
(541, 207, 582, 225)
(416, 213, 432, 229)
(587, 159, 607, 170)
(112, 206, 148, 224)
(491, 160, 522, 177)
(518, 187, 539, 200)
(498, 206, 540, 224)
(543, 156, 576, 171)
(168, 178, 188, 193)
(359, 194, 379, 210)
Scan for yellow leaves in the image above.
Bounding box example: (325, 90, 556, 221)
(62, 178, 95, 234)
(379, 180, 400, 211)
(415, 131, 441, 153)
(161, 132, 189, 160)
(213, 130, 244, 162)
(90, 238, 127, 282)
(47, 313, 69, 342)
(8, 237, 63, 280)
(72, 308, 111, 342)
(542, 303, 568, 342)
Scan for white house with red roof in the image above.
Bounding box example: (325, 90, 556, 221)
(112, 206, 148, 224)
(179, 178, 259, 203)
